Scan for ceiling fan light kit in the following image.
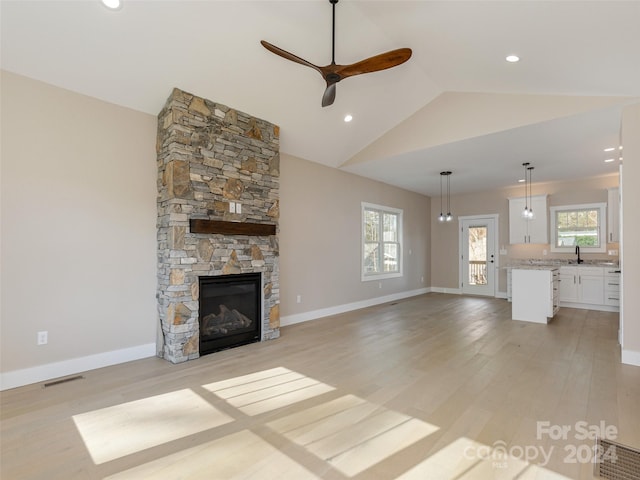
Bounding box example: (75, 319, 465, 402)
(261, 0, 412, 107)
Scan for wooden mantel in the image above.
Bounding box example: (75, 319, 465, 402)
(189, 219, 276, 236)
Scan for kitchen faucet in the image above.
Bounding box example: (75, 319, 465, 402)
(575, 245, 584, 264)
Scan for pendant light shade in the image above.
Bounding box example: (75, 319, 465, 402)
(439, 171, 453, 222)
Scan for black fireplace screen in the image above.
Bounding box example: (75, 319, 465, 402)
(199, 273, 261, 355)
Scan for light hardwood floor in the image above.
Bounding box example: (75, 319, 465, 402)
(2, 294, 639, 479)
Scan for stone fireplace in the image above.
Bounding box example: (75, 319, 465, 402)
(156, 88, 280, 363)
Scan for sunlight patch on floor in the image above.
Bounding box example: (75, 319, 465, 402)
(267, 394, 439, 477)
(395, 437, 573, 480)
(203, 367, 335, 416)
(72, 389, 233, 465)
(104, 429, 320, 480)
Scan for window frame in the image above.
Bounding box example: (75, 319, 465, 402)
(361, 202, 403, 281)
(549, 202, 607, 253)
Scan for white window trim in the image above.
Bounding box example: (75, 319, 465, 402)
(361, 202, 403, 282)
(550, 202, 607, 253)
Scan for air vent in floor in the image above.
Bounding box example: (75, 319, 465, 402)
(594, 437, 640, 480)
(43, 375, 85, 388)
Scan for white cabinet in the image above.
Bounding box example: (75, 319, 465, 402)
(559, 266, 604, 305)
(607, 187, 619, 243)
(509, 195, 548, 244)
(604, 267, 621, 307)
(512, 268, 558, 323)
(580, 269, 605, 305)
(559, 268, 579, 302)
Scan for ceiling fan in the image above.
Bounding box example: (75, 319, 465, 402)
(261, 0, 412, 107)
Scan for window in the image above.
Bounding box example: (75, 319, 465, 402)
(550, 203, 606, 253)
(362, 203, 402, 280)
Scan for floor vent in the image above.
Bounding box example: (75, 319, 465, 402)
(594, 437, 640, 479)
(43, 375, 85, 388)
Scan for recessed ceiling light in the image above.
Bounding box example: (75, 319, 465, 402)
(344, 114, 353, 122)
(604, 147, 616, 152)
(619, 145, 623, 150)
(101, 0, 121, 10)
(506, 55, 520, 63)
(604, 158, 615, 163)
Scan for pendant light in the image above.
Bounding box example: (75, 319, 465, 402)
(521, 162, 530, 219)
(439, 171, 452, 222)
(527, 165, 535, 220)
(438, 172, 445, 222)
(446, 171, 453, 221)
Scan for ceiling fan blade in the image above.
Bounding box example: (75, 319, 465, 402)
(335, 48, 412, 78)
(261, 0, 413, 109)
(260, 40, 322, 74)
(321, 83, 337, 107)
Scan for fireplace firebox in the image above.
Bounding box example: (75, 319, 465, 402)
(199, 273, 262, 355)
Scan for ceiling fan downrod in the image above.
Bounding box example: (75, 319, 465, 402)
(331, 0, 338, 65)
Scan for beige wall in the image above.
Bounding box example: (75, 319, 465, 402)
(2, 71, 636, 387)
(431, 174, 620, 293)
(279, 154, 431, 318)
(1, 71, 158, 376)
(621, 103, 640, 362)
(0, 72, 432, 386)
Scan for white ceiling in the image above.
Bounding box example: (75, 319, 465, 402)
(2, 0, 639, 196)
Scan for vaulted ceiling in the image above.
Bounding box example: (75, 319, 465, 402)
(2, 1, 639, 196)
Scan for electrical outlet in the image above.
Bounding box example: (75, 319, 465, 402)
(37, 331, 48, 345)
(296, 294, 302, 303)
(378, 282, 382, 289)
(421, 276, 424, 283)
(236, 203, 242, 214)
(229, 202, 236, 213)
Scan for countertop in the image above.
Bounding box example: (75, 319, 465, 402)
(509, 265, 559, 271)
(504, 260, 619, 270)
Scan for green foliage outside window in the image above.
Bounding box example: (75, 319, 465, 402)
(363, 205, 401, 277)
(555, 208, 600, 248)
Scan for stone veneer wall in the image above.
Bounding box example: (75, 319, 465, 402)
(156, 88, 280, 363)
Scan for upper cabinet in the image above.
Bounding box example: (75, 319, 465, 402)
(509, 195, 548, 244)
(607, 187, 619, 243)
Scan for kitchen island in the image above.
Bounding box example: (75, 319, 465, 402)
(511, 266, 559, 324)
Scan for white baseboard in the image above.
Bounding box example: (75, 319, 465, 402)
(0, 343, 157, 391)
(559, 302, 620, 313)
(429, 287, 462, 295)
(431, 288, 507, 299)
(280, 288, 431, 327)
(622, 348, 640, 367)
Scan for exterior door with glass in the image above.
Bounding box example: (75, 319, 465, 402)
(460, 216, 497, 296)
